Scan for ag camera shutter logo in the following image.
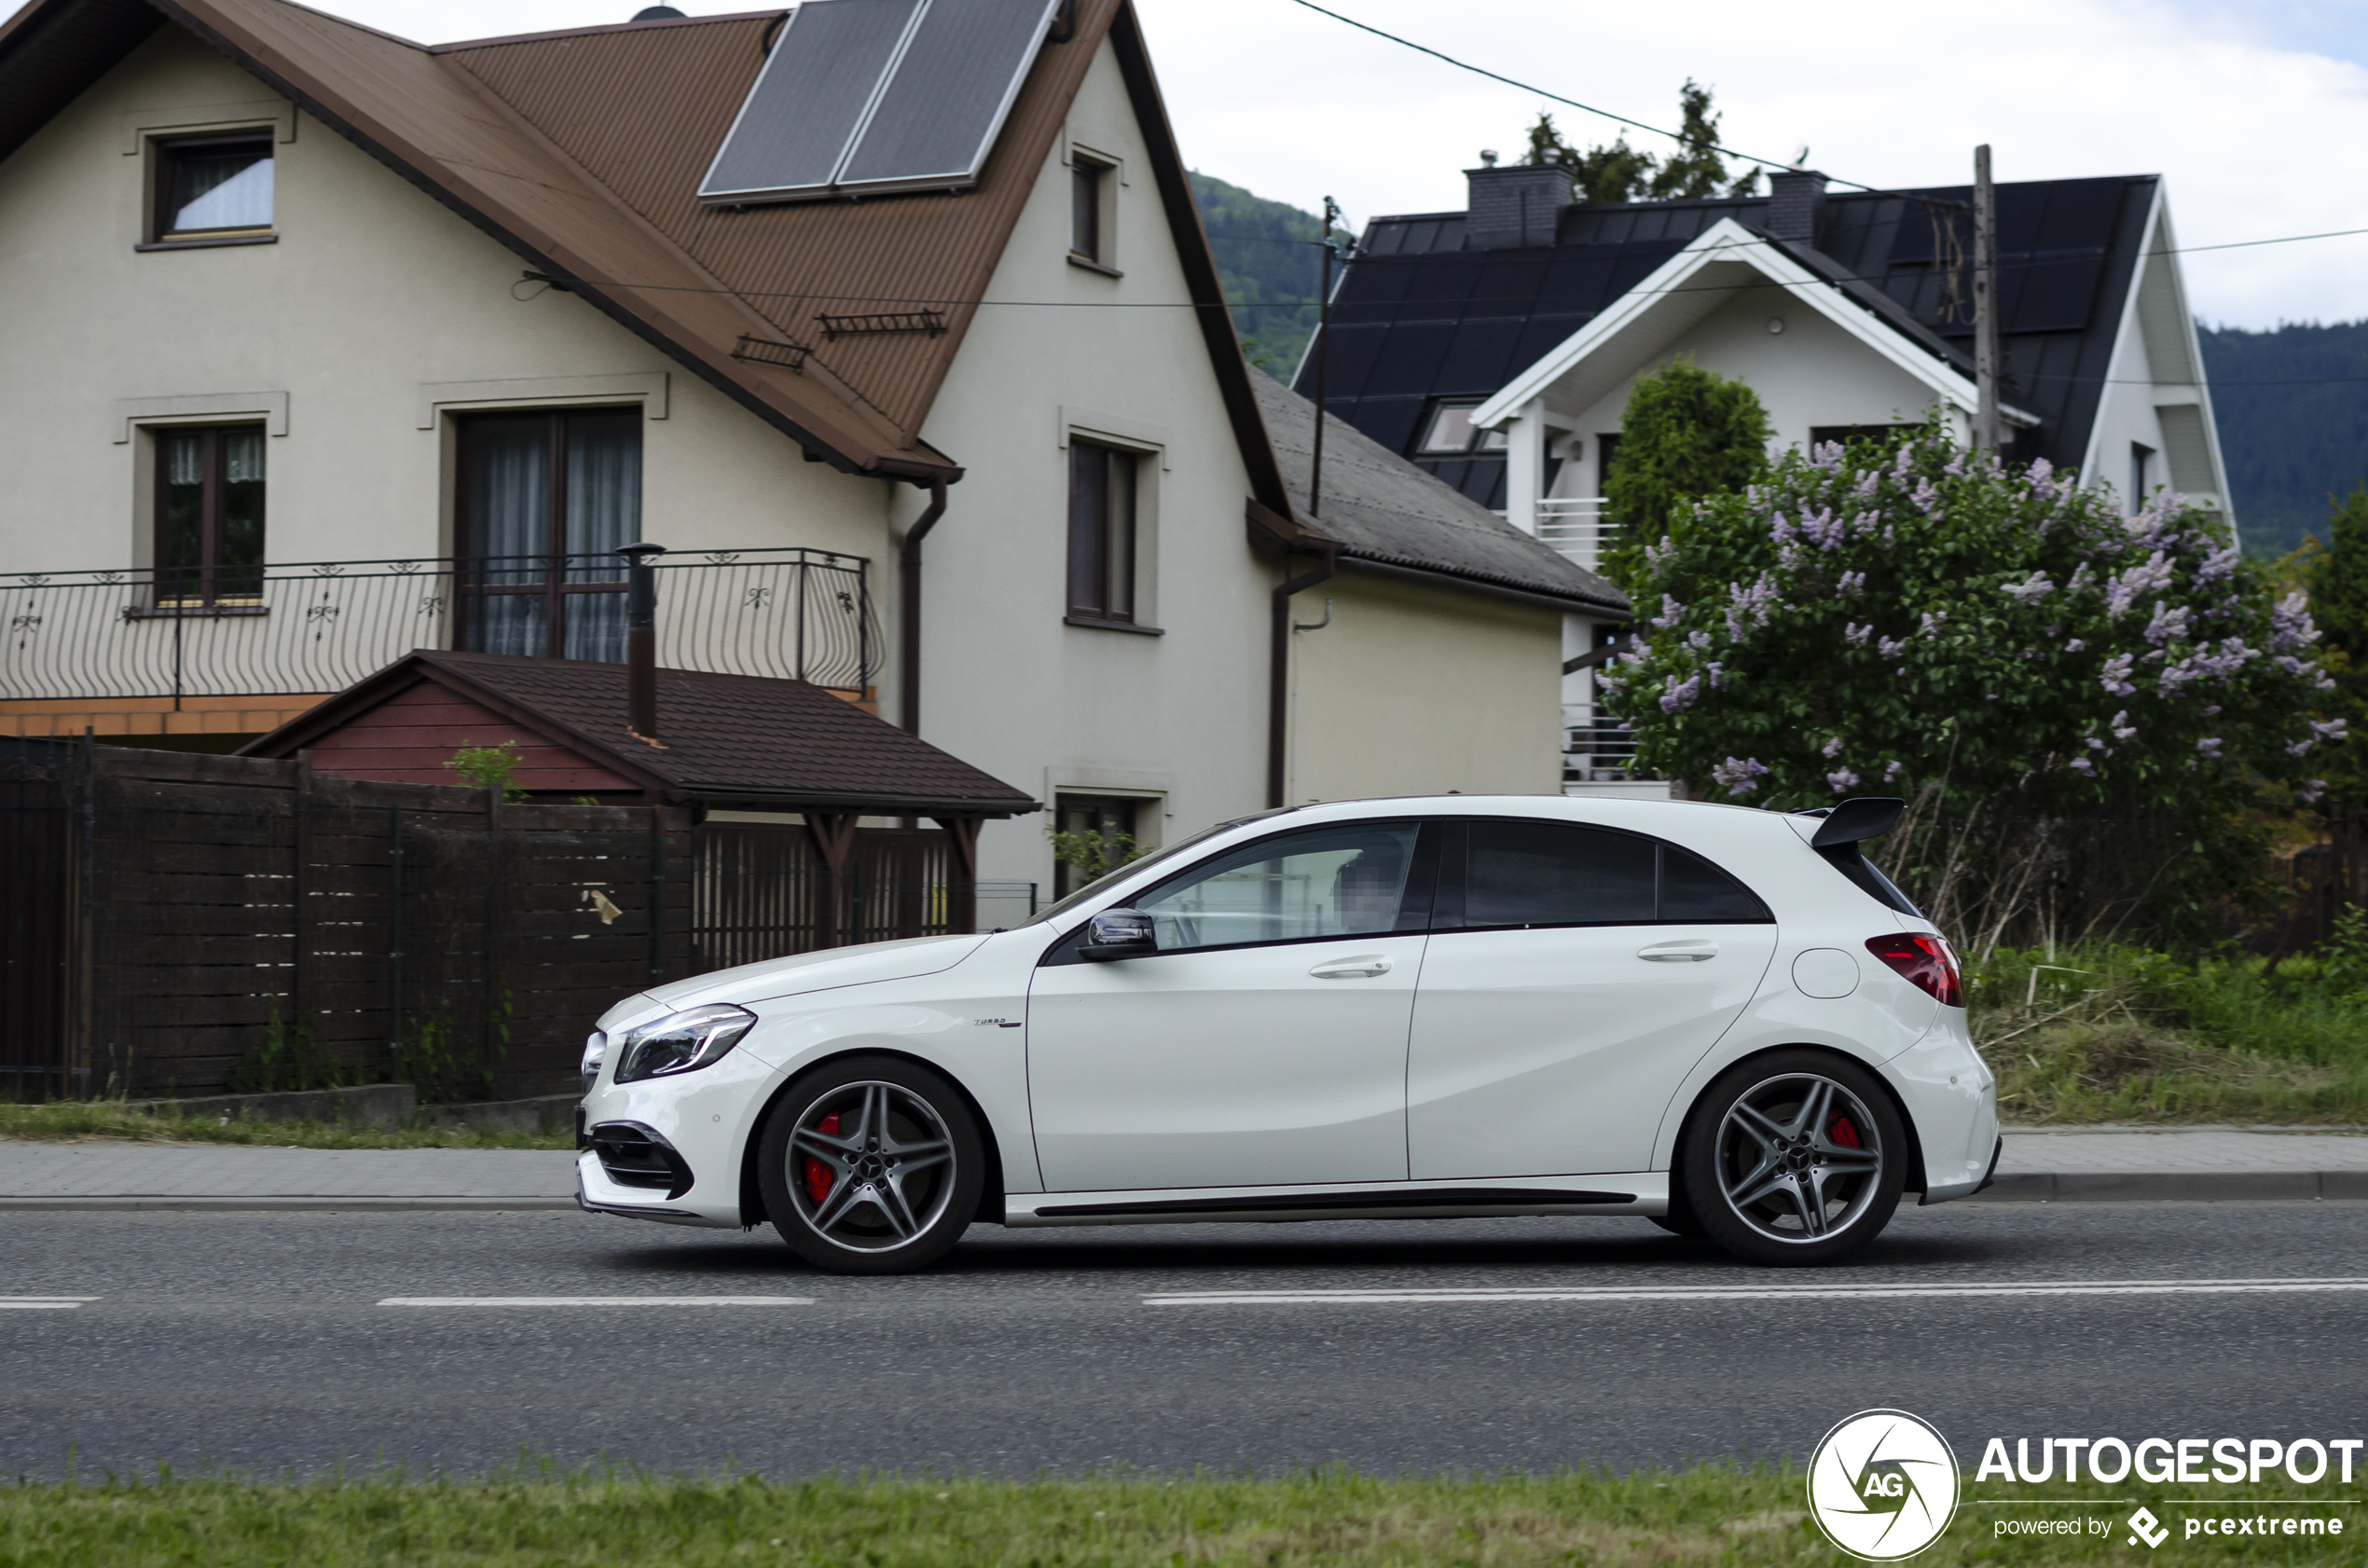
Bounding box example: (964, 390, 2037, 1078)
(1808, 1409, 1962, 1561)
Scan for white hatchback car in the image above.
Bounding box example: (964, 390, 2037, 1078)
(575, 795, 1998, 1272)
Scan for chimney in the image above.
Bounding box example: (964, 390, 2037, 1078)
(616, 543, 667, 737)
(1465, 159, 1573, 250)
(1765, 170, 1828, 244)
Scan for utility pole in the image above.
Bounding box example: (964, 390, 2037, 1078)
(1306, 196, 1341, 516)
(1973, 144, 2001, 454)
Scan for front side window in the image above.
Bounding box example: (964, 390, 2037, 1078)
(457, 409, 642, 662)
(155, 424, 265, 606)
(1134, 821, 1424, 953)
(155, 136, 273, 241)
(1066, 439, 1136, 623)
(1439, 819, 1771, 928)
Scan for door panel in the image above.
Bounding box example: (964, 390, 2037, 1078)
(1026, 933, 1427, 1191)
(1026, 818, 1434, 1193)
(1407, 923, 1773, 1178)
(1405, 817, 1777, 1179)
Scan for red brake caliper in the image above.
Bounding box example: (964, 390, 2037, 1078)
(802, 1111, 840, 1205)
(1828, 1113, 1863, 1149)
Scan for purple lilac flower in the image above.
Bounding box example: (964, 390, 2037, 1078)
(2142, 600, 2191, 645)
(2196, 737, 2223, 758)
(2065, 639, 2086, 653)
(2111, 710, 2137, 741)
(1652, 594, 1686, 629)
(1883, 760, 1904, 782)
(1659, 673, 1701, 713)
(2105, 552, 2175, 619)
(2271, 593, 2320, 653)
(2003, 571, 2055, 605)
(2100, 653, 2137, 696)
(2068, 756, 2095, 776)
(2314, 718, 2349, 741)
(1826, 769, 1860, 792)
(2302, 779, 2328, 805)
(1822, 736, 1845, 759)
(1837, 570, 1866, 596)
(1711, 756, 1769, 797)
(1878, 635, 1908, 659)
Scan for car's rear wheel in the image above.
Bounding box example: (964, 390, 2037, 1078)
(759, 1055, 984, 1275)
(1679, 1050, 1904, 1266)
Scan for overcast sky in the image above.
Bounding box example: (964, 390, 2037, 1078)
(16, 0, 2367, 329)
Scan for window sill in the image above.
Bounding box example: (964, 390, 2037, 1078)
(1066, 253, 1123, 279)
(136, 234, 278, 253)
(1064, 613, 1163, 636)
(125, 604, 269, 619)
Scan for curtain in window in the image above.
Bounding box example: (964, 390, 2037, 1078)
(217, 429, 266, 597)
(158, 431, 206, 584)
(167, 148, 273, 232)
(562, 413, 640, 660)
(466, 418, 551, 655)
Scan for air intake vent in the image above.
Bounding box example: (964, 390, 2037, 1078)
(590, 1121, 694, 1199)
(699, 0, 1060, 206)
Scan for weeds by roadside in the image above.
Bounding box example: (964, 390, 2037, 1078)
(0, 1465, 2333, 1566)
(1971, 931, 2368, 1124)
(0, 1102, 572, 1151)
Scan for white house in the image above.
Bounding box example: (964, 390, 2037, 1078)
(1304, 162, 2234, 791)
(0, 0, 1611, 901)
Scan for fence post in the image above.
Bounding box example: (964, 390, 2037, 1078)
(649, 806, 667, 984)
(387, 805, 404, 1073)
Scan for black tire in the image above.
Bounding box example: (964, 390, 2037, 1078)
(1678, 1049, 1905, 1267)
(758, 1054, 985, 1275)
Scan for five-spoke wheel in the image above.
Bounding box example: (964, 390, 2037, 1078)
(1678, 1050, 1905, 1266)
(758, 1055, 984, 1274)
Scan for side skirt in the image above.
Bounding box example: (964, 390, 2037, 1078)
(1005, 1174, 1668, 1228)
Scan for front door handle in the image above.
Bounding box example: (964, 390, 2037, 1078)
(1638, 939, 1718, 963)
(1310, 956, 1392, 979)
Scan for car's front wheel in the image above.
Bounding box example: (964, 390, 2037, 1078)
(1679, 1050, 1905, 1266)
(758, 1055, 984, 1274)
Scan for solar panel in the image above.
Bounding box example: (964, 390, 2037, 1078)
(698, 0, 1059, 206)
(698, 0, 922, 203)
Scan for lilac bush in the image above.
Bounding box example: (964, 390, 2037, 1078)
(1602, 419, 2338, 942)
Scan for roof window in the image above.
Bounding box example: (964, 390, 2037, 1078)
(1414, 402, 1509, 456)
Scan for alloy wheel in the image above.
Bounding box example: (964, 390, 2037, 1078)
(1712, 1073, 1887, 1245)
(784, 1080, 958, 1253)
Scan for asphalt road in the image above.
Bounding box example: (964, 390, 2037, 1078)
(5, 1203, 2366, 1479)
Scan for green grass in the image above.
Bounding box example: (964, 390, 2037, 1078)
(0, 1101, 573, 1151)
(0, 1468, 2353, 1566)
(1971, 938, 2368, 1123)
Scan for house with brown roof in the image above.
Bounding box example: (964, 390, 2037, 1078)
(0, 0, 1622, 901)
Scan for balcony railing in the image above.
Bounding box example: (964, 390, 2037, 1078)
(1535, 497, 1618, 573)
(1564, 721, 1644, 785)
(0, 547, 880, 705)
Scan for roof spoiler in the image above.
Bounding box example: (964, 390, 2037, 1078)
(1799, 796, 1906, 849)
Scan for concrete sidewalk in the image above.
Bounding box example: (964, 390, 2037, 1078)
(6, 1128, 2368, 1209)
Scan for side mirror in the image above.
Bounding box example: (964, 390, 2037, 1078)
(1079, 908, 1157, 961)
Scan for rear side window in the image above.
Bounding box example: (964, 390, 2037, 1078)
(1439, 819, 1772, 928)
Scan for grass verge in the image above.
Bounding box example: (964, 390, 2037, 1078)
(0, 1102, 573, 1151)
(0, 1469, 2352, 1565)
(1972, 940, 2368, 1124)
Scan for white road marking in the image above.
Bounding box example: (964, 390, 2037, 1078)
(0, 1297, 96, 1310)
(1142, 1277, 2368, 1306)
(378, 1296, 814, 1307)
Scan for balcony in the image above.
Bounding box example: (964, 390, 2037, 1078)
(0, 547, 881, 740)
(1535, 497, 1617, 573)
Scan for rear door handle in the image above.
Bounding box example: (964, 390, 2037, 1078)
(1310, 956, 1392, 979)
(1638, 939, 1718, 963)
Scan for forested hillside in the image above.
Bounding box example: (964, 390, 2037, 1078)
(2196, 321, 2368, 557)
(1187, 172, 1345, 378)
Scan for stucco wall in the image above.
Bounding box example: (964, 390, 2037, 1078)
(915, 34, 1275, 887)
(1285, 570, 1562, 805)
(0, 28, 882, 575)
(1546, 291, 1958, 498)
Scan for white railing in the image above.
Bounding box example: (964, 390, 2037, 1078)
(1535, 497, 1617, 573)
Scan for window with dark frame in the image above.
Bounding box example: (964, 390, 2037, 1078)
(1434, 819, 1772, 929)
(455, 408, 643, 662)
(1069, 159, 1104, 263)
(1066, 438, 1137, 624)
(153, 134, 274, 242)
(154, 424, 266, 607)
(2130, 442, 2155, 514)
(1052, 793, 1141, 900)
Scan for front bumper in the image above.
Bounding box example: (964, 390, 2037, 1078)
(575, 1150, 737, 1228)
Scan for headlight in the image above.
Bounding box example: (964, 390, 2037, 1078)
(580, 1031, 607, 1091)
(613, 1004, 758, 1084)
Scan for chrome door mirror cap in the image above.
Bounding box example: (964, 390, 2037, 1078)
(1079, 908, 1157, 961)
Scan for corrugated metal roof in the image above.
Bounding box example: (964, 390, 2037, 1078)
(1, 0, 1288, 498)
(1306, 177, 2156, 502)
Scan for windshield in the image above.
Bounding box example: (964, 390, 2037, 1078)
(1013, 814, 1280, 928)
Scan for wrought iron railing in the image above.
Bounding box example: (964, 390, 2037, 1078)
(0, 547, 879, 705)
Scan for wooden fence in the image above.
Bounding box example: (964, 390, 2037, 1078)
(1, 742, 968, 1102)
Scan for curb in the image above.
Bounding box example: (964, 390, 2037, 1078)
(1969, 1172, 2368, 1203)
(0, 1197, 577, 1212)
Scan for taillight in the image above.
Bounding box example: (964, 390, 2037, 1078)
(1865, 932, 1963, 1007)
